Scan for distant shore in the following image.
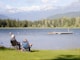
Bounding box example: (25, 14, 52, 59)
(0, 27, 80, 29)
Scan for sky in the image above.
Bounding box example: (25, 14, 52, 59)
(0, 0, 79, 13)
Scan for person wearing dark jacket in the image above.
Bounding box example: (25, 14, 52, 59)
(9, 32, 21, 50)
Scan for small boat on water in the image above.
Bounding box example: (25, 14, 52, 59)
(48, 28, 73, 35)
(48, 31, 73, 34)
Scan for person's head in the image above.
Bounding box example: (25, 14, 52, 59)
(9, 32, 15, 39)
(23, 39, 28, 42)
(11, 34, 15, 38)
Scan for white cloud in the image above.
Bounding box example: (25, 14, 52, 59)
(4, 4, 55, 13)
(19, 6, 40, 11)
(0, 0, 59, 13)
(1, 0, 79, 13)
(51, 0, 59, 3)
(6, 5, 13, 9)
(41, 0, 58, 3)
(41, 0, 49, 3)
(4, 5, 40, 13)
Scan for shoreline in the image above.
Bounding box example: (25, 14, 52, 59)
(0, 27, 80, 29)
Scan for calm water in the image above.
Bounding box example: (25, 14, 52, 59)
(0, 28, 80, 50)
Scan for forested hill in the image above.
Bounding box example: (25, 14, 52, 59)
(0, 17, 80, 28)
(48, 11, 80, 19)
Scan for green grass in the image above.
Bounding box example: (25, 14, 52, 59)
(0, 48, 80, 60)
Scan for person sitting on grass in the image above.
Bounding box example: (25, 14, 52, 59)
(9, 32, 21, 50)
(22, 39, 32, 52)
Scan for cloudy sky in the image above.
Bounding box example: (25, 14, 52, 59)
(0, 0, 79, 13)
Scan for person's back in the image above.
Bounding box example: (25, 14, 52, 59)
(22, 39, 31, 51)
(11, 40, 17, 46)
(22, 41, 29, 49)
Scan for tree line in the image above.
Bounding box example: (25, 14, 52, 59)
(0, 17, 80, 28)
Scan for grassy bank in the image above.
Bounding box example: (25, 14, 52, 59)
(0, 48, 80, 60)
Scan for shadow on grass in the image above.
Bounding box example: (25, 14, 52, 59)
(30, 50, 39, 52)
(50, 55, 80, 60)
(0, 46, 15, 51)
(0, 46, 39, 52)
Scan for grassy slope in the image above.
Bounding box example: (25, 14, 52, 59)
(0, 48, 80, 60)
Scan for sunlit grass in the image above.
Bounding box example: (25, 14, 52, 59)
(0, 48, 80, 60)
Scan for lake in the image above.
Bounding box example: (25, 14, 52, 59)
(0, 28, 80, 50)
